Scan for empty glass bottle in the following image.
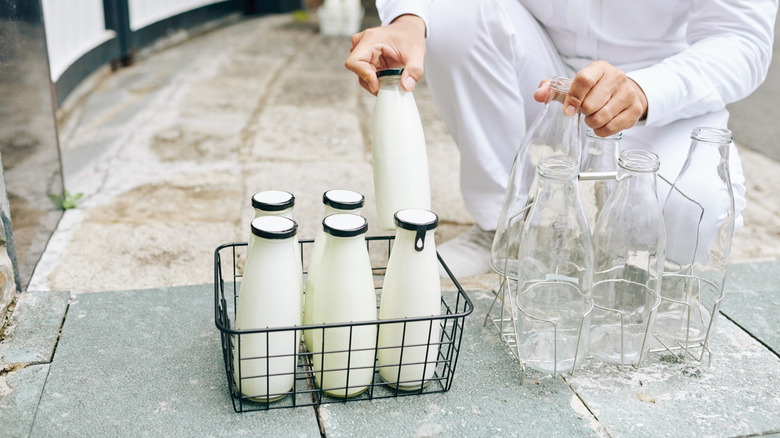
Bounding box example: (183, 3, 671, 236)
(656, 127, 735, 344)
(515, 154, 593, 375)
(590, 149, 664, 367)
(491, 76, 582, 279)
(579, 130, 621, 230)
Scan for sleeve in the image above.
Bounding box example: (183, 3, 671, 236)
(626, 0, 778, 127)
(376, 0, 432, 32)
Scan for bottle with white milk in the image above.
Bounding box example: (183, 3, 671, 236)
(303, 189, 365, 352)
(247, 190, 295, 257)
(378, 209, 441, 389)
(310, 214, 378, 397)
(233, 216, 302, 402)
(372, 68, 431, 230)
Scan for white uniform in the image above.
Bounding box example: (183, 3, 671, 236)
(377, 0, 777, 231)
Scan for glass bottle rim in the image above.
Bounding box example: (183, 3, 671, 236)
(586, 129, 622, 141)
(550, 76, 573, 94)
(691, 127, 732, 144)
(537, 154, 579, 179)
(251, 216, 298, 239)
(252, 190, 294, 211)
(618, 149, 660, 173)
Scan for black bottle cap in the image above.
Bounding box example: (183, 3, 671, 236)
(323, 189, 365, 210)
(251, 216, 298, 239)
(394, 209, 438, 252)
(251, 190, 295, 211)
(323, 214, 368, 237)
(376, 67, 404, 78)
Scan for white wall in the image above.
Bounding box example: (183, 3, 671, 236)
(128, 0, 229, 31)
(42, 0, 116, 81)
(42, 0, 230, 82)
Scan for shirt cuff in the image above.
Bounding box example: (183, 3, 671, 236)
(377, 0, 431, 36)
(626, 67, 685, 127)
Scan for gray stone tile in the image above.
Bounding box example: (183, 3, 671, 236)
(0, 291, 69, 365)
(29, 285, 321, 437)
(567, 317, 780, 437)
(0, 364, 50, 438)
(722, 261, 780, 355)
(320, 289, 605, 437)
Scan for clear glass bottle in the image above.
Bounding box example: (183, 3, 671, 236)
(233, 216, 302, 402)
(515, 154, 593, 375)
(310, 214, 377, 398)
(372, 67, 432, 230)
(579, 130, 621, 230)
(656, 127, 735, 344)
(491, 76, 582, 279)
(303, 189, 365, 352)
(590, 149, 664, 366)
(378, 209, 441, 390)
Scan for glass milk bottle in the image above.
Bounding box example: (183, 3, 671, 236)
(515, 155, 593, 375)
(310, 214, 377, 397)
(372, 67, 432, 230)
(247, 190, 295, 257)
(491, 76, 582, 279)
(303, 189, 365, 352)
(233, 216, 302, 402)
(656, 127, 736, 344)
(579, 130, 621, 230)
(378, 209, 441, 390)
(590, 150, 664, 367)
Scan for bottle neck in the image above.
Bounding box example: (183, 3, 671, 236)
(378, 75, 403, 92)
(324, 205, 362, 217)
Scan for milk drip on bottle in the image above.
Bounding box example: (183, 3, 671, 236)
(310, 214, 377, 397)
(372, 67, 431, 230)
(233, 216, 302, 402)
(303, 189, 365, 352)
(378, 209, 441, 390)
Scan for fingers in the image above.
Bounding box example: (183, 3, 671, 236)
(564, 61, 648, 136)
(345, 15, 426, 95)
(533, 79, 551, 103)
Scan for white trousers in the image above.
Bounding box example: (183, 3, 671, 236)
(424, 0, 746, 232)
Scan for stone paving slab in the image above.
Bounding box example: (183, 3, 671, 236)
(0, 291, 69, 365)
(320, 289, 606, 438)
(721, 261, 780, 355)
(28, 285, 321, 437)
(567, 317, 780, 437)
(0, 364, 50, 438)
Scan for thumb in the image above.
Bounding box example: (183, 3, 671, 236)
(400, 58, 424, 92)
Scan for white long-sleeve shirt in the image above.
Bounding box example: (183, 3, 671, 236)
(377, 0, 777, 127)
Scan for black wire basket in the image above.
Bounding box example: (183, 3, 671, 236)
(214, 235, 473, 413)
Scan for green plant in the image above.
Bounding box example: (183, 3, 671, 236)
(49, 190, 83, 210)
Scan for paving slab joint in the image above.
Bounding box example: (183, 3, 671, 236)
(720, 311, 780, 360)
(563, 377, 613, 438)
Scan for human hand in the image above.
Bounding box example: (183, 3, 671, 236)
(345, 14, 426, 95)
(533, 61, 648, 137)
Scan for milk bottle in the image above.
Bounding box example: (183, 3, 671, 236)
(247, 190, 295, 257)
(303, 189, 365, 352)
(378, 209, 441, 389)
(310, 214, 377, 397)
(233, 216, 302, 402)
(372, 68, 431, 230)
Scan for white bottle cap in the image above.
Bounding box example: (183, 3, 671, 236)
(323, 189, 364, 210)
(394, 209, 438, 252)
(322, 213, 368, 237)
(251, 216, 298, 239)
(252, 190, 295, 211)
